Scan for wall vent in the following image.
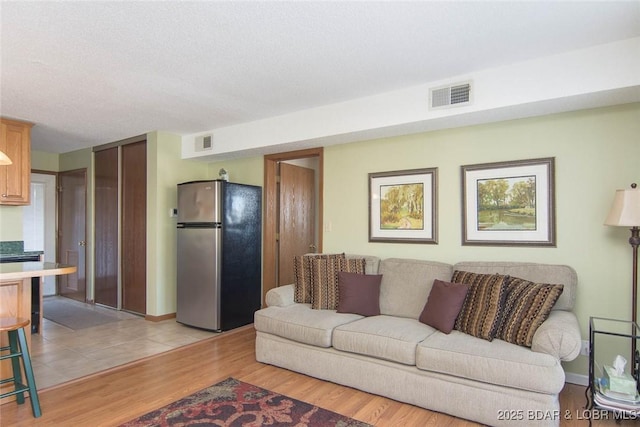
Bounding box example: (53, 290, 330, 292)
(429, 81, 472, 109)
(195, 134, 213, 152)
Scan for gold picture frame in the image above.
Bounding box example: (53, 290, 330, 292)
(369, 168, 438, 244)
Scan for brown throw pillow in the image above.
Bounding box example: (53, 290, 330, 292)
(311, 257, 366, 310)
(419, 279, 469, 334)
(337, 272, 382, 316)
(498, 277, 564, 347)
(293, 253, 345, 303)
(451, 270, 508, 341)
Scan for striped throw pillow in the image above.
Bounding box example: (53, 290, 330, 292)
(293, 253, 345, 303)
(498, 277, 564, 347)
(451, 270, 508, 341)
(311, 257, 366, 310)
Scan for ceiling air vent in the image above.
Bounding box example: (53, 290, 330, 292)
(195, 134, 213, 152)
(429, 81, 472, 109)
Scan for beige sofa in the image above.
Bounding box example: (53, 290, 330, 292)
(254, 256, 581, 427)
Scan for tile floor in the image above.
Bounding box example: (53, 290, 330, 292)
(30, 296, 218, 389)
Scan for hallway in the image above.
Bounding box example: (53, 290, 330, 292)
(30, 297, 218, 389)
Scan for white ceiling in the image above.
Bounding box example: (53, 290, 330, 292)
(1, 1, 639, 154)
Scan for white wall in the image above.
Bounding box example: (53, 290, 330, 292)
(182, 37, 640, 160)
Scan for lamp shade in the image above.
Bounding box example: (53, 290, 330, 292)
(604, 186, 640, 227)
(0, 150, 12, 165)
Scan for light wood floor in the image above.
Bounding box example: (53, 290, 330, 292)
(0, 325, 623, 426)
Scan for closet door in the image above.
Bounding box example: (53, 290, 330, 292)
(121, 141, 146, 314)
(94, 147, 118, 308)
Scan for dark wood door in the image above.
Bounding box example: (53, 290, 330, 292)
(121, 141, 146, 314)
(278, 162, 315, 286)
(58, 169, 87, 301)
(94, 148, 118, 308)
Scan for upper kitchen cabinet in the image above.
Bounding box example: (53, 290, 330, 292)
(0, 118, 33, 205)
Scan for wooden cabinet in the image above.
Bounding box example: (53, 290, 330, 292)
(0, 118, 33, 205)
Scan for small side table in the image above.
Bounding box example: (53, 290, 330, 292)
(585, 317, 640, 425)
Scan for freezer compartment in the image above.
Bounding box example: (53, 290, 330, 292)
(177, 180, 223, 224)
(176, 226, 222, 330)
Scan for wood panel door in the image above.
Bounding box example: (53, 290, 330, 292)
(94, 148, 118, 308)
(278, 162, 315, 286)
(58, 169, 87, 302)
(121, 141, 146, 314)
(263, 148, 323, 304)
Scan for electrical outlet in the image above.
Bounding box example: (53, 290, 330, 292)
(580, 340, 590, 356)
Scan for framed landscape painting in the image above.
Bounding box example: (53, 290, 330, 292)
(369, 168, 437, 244)
(461, 157, 555, 246)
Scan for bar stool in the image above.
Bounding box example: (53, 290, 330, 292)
(0, 317, 41, 417)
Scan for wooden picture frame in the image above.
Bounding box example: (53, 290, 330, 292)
(369, 168, 437, 244)
(461, 157, 555, 246)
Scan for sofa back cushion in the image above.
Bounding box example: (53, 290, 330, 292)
(453, 261, 577, 311)
(378, 258, 453, 319)
(346, 254, 380, 275)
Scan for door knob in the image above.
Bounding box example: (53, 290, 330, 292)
(309, 244, 317, 252)
(78, 241, 86, 246)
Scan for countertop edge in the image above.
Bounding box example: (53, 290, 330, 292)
(0, 262, 77, 281)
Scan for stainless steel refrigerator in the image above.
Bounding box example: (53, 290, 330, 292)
(176, 180, 261, 331)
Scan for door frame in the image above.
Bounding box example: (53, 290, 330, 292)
(263, 147, 323, 305)
(56, 168, 88, 301)
(30, 170, 58, 295)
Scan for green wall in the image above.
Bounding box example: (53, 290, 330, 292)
(146, 131, 209, 316)
(207, 157, 264, 187)
(320, 103, 639, 377)
(32, 150, 60, 172)
(4, 103, 638, 380)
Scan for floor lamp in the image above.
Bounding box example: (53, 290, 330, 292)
(605, 183, 640, 378)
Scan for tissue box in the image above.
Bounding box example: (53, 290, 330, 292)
(604, 365, 638, 395)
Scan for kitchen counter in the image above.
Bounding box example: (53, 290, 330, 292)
(0, 261, 76, 336)
(1, 261, 77, 403)
(0, 261, 76, 281)
(0, 240, 43, 262)
(1, 262, 76, 379)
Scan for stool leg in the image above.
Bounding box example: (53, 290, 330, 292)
(8, 330, 25, 405)
(16, 328, 41, 418)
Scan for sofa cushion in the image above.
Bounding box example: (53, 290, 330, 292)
(294, 253, 345, 304)
(498, 277, 564, 347)
(415, 330, 566, 394)
(451, 270, 508, 341)
(378, 258, 453, 319)
(254, 305, 362, 348)
(346, 254, 381, 275)
(419, 279, 469, 334)
(333, 316, 436, 365)
(311, 257, 366, 310)
(453, 261, 577, 311)
(337, 272, 382, 317)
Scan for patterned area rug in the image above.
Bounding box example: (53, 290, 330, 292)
(120, 377, 372, 427)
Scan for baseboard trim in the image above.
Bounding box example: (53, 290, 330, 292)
(145, 312, 176, 322)
(565, 372, 588, 386)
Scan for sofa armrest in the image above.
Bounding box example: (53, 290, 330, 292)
(265, 284, 295, 307)
(531, 310, 581, 362)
